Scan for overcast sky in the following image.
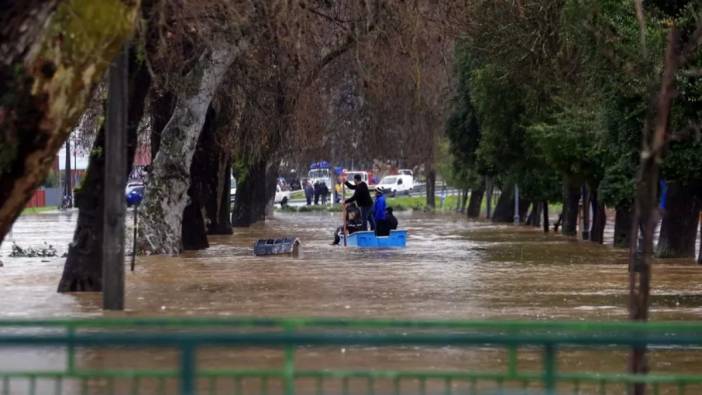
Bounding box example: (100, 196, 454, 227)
(57, 144, 89, 170)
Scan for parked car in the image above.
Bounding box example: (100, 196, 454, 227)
(125, 181, 144, 207)
(229, 178, 289, 206)
(275, 184, 291, 205)
(377, 174, 413, 197)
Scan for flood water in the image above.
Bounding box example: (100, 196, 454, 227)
(1, 210, 702, 394)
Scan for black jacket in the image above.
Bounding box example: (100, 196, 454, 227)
(344, 181, 373, 207)
(346, 207, 364, 234)
(386, 212, 398, 230)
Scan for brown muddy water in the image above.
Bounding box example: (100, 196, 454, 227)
(1, 210, 702, 394)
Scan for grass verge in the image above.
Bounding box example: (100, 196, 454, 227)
(277, 193, 565, 216)
(20, 206, 56, 216)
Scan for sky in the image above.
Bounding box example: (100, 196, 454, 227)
(56, 143, 90, 170)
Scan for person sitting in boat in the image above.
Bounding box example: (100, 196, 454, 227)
(373, 188, 387, 235)
(332, 203, 363, 245)
(385, 206, 398, 231)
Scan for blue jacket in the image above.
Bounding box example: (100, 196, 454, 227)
(373, 194, 386, 221)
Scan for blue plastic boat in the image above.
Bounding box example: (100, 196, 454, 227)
(346, 230, 408, 248)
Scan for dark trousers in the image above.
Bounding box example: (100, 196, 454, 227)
(305, 195, 312, 205)
(375, 219, 390, 236)
(360, 206, 374, 231)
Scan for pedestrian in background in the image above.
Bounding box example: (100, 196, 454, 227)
(313, 181, 321, 205)
(304, 180, 314, 206)
(321, 182, 330, 205)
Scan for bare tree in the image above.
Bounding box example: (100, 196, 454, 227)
(0, 0, 140, 244)
(136, 0, 250, 254)
(628, 6, 702, 392)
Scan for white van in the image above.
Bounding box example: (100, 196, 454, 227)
(377, 174, 413, 197)
(230, 178, 290, 205)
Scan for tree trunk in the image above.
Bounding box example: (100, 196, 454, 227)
(425, 166, 436, 209)
(492, 186, 514, 223)
(614, 204, 633, 248)
(57, 45, 150, 292)
(207, 161, 233, 234)
(526, 203, 536, 225)
(181, 198, 209, 250)
(149, 91, 176, 159)
(0, 1, 139, 245)
(526, 202, 541, 227)
(467, 187, 484, 218)
(138, 43, 245, 255)
(181, 107, 219, 250)
(655, 183, 700, 258)
(581, 185, 591, 240)
(562, 183, 580, 236)
(460, 190, 469, 213)
(519, 196, 529, 224)
(456, 189, 465, 212)
(591, 193, 606, 244)
(231, 157, 271, 227)
(628, 29, 684, 392)
(57, 128, 106, 292)
(485, 178, 494, 218)
(698, 219, 702, 265)
(542, 201, 549, 233)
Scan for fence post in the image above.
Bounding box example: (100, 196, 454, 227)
(284, 346, 295, 395)
(66, 325, 76, 374)
(543, 344, 557, 395)
(283, 322, 296, 395)
(180, 344, 196, 395)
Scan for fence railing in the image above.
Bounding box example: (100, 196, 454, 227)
(1, 318, 701, 395)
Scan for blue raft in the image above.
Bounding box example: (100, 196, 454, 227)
(346, 230, 408, 249)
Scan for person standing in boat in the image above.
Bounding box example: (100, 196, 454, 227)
(345, 174, 374, 230)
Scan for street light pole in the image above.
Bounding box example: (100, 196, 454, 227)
(102, 46, 128, 310)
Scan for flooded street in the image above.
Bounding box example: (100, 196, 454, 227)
(2, 210, 701, 321)
(2, 211, 702, 394)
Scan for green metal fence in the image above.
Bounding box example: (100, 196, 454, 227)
(1, 318, 702, 395)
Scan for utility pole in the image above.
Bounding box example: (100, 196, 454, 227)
(513, 184, 520, 225)
(102, 46, 128, 310)
(64, 140, 72, 207)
